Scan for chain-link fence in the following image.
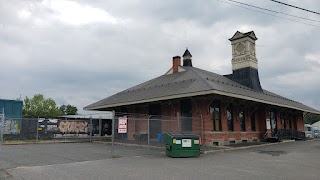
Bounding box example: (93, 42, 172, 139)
(112, 112, 204, 147)
(0, 111, 204, 158)
(108, 112, 204, 157)
(0, 116, 112, 144)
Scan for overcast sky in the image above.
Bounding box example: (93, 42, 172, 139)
(1, 0, 320, 114)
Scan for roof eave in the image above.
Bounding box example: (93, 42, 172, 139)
(83, 90, 320, 115)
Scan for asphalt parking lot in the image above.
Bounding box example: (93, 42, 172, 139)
(1, 140, 320, 180)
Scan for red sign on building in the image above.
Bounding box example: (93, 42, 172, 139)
(118, 117, 127, 133)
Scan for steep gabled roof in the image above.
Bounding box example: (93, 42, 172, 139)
(183, 49, 192, 58)
(84, 67, 320, 114)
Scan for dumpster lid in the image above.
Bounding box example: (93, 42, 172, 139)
(166, 131, 198, 138)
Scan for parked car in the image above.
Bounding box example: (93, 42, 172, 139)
(304, 124, 313, 138)
(314, 129, 319, 138)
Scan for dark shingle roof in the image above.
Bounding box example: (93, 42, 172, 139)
(84, 67, 320, 114)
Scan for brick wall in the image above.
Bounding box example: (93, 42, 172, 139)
(201, 101, 261, 145)
(295, 113, 304, 132)
(276, 112, 282, 129)
(127, 105, 148, 140)
(122, 97, 305, 146)
(161, 101, 179, 132)
(191, 99, 200, 132)
(253, 109, 266, 139)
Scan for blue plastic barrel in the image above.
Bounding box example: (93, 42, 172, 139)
(157, 133, 162, 142)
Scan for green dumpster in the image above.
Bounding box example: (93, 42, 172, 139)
(165, 132, 200, 158)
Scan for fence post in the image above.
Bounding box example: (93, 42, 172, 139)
(36, 117, 39, 144)
(111, 110, 115, 158)
(1, 108, 4, 144)
(64, 118, 67, 143)
(0, 109, 4, 152)
(89, 116, 93, 143)
(99, 116, 102, 140)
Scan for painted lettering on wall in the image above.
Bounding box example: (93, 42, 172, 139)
(58, 121, 88, 133)
(1, 119, 19, 134)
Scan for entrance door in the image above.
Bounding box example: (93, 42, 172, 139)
(149, 104, 162, 139)
(270, 111, 277, 136)
(181, 99, 192, 132)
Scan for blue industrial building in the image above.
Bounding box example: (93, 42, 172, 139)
(0, 99, 23, 133)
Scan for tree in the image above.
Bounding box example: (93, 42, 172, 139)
(304, 114, 320, 125)
(59, 104, 78, 115)
(23, 94, 62, 117)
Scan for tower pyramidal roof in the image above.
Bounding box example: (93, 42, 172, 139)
(183, 48, 192, 58)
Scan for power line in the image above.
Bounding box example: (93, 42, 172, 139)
(269, 0, 320, 15)
(217, 0, 320, 28)
(227, 0, 320, 23)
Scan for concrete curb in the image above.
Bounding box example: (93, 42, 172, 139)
(1, 139, 297, 154)
(201, 140, 296, 154)
(2, 141, 86, 145)
(93, 140, 297, 155)
(92, 141, 166, 150)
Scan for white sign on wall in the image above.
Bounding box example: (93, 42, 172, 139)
(118, 117, 127, 133)
(182, 139, 192, 147)
(176, 140, 181, 144)
(266, 119, 271, 130)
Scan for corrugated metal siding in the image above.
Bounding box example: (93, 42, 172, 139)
(0, 99, 23, 133)
(0, 99, 23, 118)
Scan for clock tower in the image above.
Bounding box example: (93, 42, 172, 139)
(229, 31, 262, 91)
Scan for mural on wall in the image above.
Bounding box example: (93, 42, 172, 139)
(58, 121, 88, 133)
(0, 119, 19, 134)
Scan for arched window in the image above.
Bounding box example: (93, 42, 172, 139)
(251, 112, 256, 131)
(227, 105, 234, 131)
(239, 110, 245, 131)
(210, 101, 221, 131)
(289, 117, 292, 129)
(280, 112, 286, 129)
(269, 110, 277, 136)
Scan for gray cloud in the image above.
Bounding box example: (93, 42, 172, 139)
(1, 0, 320, 114)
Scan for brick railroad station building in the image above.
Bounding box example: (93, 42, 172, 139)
(85, 31, 320, 146)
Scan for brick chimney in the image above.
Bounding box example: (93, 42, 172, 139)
(172, 56, 181, 73)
